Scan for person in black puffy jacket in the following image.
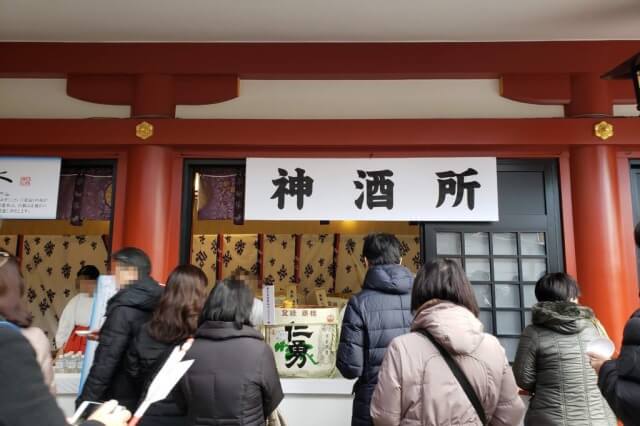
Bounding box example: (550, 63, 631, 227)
(336, 233, 414, 426)
(176, 279, 284, 426)
(593, 310, 640, 426)
(588, 223, 640, 426)
(78, 247, 163, 411)
(126, 265, 208, 426)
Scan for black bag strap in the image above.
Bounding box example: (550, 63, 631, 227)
(415, 329, 487, 425)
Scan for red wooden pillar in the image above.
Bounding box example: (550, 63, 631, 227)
(568, 73, 637, 347)
(564, 73, 613, 117)
(132, 74, 175, 118)
(122, 145, 174, 281)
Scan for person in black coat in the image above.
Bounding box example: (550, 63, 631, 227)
(0, 252, 130, 426)
(592, 311, 640, 426)
(336, 233, 414, 426)
(588, 223, 640, 426)
(175, 278, 284, 426)
(126, 265, 208, 426)
(78, 247, 163, 411)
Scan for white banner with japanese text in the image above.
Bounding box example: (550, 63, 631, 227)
(0, 157, 62, 219)
(245, 157, 498, 221)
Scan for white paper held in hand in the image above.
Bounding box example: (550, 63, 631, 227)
(586, 337, 615, 358)
(128, 339, 194, 426)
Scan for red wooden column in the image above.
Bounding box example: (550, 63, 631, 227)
(122, 144, 174, 281)
(564, 73, 613, 117)
(132, 74, 175, 118)
(568, 73, 637, 347)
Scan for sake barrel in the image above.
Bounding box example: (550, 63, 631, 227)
(264, 307, 339, 378)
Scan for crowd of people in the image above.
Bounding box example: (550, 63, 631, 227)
(1, 231, 640, 425)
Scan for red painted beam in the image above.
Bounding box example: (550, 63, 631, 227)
(1, 118, 640, 148)
(67, 74, 238, 106)
(501, 74, 571, 105)
(501, 73, 637, 106)
(2, 41, 640, 79)
(610, 79, 637, 104)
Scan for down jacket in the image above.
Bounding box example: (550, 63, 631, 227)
(125, 324, 187, 426)
(177, 321, 284, 426)
(598, 309, 640, 426)
(336, 263, 414, 426)
(371, 301, 525, 426)
(77, 276, 163, 411)
(513, 301, 616, 426)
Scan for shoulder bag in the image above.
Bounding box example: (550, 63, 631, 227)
(415, 328, 487, 425)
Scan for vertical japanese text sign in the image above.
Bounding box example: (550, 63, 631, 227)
(245, 158, 498, 221)
(0, 157, 62, 219)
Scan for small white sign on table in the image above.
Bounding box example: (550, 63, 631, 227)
(245, 157, 498, 221)
(0, 157, 62, 219)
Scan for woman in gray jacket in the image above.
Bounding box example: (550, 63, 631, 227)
(513, 273, 616, 426)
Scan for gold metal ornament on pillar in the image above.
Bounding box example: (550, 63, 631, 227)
(594, 121, 614, 141)
(135, 121, 154, 140)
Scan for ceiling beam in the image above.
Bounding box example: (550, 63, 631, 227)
(0, 118, 637, 148)
(2, 41, 640, 79)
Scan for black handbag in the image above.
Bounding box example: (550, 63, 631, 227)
(416, 328, 488, 425)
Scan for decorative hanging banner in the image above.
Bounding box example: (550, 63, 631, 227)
(0, 157, 62, 219)
(245, 157, 498, 221)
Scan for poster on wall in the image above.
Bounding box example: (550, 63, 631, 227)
(245, 157, 498, 221)
(0, 157, 62, 219)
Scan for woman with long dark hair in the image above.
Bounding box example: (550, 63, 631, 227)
(176, 278, 283, 426)
(371, 258, 525, 425)
(126, 264, 208, 426)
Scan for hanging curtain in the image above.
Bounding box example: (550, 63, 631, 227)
(262, 234, 297, 295)
(299, 234, 336, 303)
(56, 175, 76, 220)
(191, 234, 219, 289)
(57, 167, 113, 225)
(197, 167, 245, 224)
(22, 235, 109, 348)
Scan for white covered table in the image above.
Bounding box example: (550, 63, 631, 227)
(55, 374, 526, 426)
(55, 373, 356, 426)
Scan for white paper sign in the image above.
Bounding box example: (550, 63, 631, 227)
(0, 157, 61, 219)
(263, 285, 276, 325)
(245, 157, 498, 221)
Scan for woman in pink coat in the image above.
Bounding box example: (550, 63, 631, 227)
(371, 259, 525, 426)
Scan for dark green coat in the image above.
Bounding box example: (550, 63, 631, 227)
(513, 301, 616, 426)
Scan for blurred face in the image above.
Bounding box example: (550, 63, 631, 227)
(0, 279, 21, 318)
(236, 273, 258, 295)
(77, 278, 97, 294)
(0, 270, 31, 326)
(113, 262, 139, 287)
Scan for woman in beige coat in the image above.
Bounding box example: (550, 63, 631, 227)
(371, 259, 525, 426)
(0, 252, 55, 394)
(22, 325, 56, 394)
